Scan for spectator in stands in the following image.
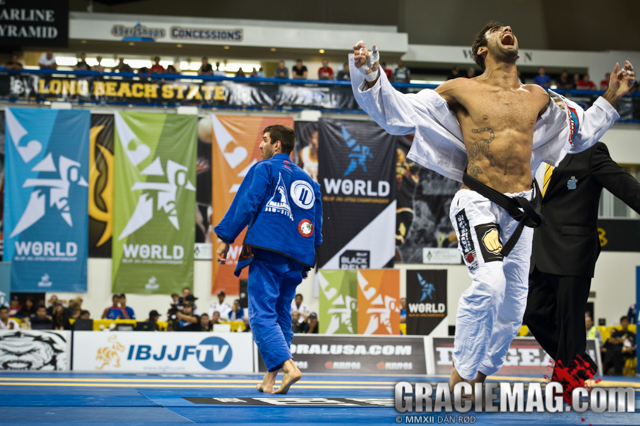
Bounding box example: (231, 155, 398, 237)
(79, 310, 91, 320)
(166, 65, 178, 74)
(176, 302, 200, 331)
(38, 51, 57, 69)
(214, 61, 226, 76)
(292, 59, 308, 79)
(446, 66, 460, 80)
(400, 298, 407, 324)
(6, 53, 23, 71)
(577, 74, 596, 90)
(534, 67, 551, 88)
(380, 61, 393, 81)
(628, 304, 637, 325)
(573, 73, 581, 88)
(257, 67, 266, 78)
(0, 306, 20, 330)
(150, 56, 165, 74)
(51, 303, 70, 330)
(8, 296, 20, 317)
(600, 73, 611, 91)
(602, 316, 636, 375)
(556, 70, 574, 90)
(394, 59, 411, 83)
(30, 306, 53, 330)
(235, 68, 246, 78)
(67, 297, 83, 319)
(318, 60, 334, 80)
(466, 67, 475, 79)
(118, 294, 136, 319)
(185, 294, 199, 315)
(113, 58, 133, 73)
(229, 299, 244, 321)
(291, 294, 310, 325)
(198, 57, 213, 75)
(336, 62, 350, 81)
(250, 67, 258, 78)
(46, 295, 58, 317)
(74, 52, 90, 71)
(182, 287, 191, 298)
(585, 314, 602, 348)
(291, 312, 304, 333)
(274, 61, 289, 79)
(16, 297, 36, 319)
(102, 295, 123, 320)
(199, 313, 212, 331)
(305, 312, 319, 334)
(92, 56, 105, 73)
(209, 291, 231, 320)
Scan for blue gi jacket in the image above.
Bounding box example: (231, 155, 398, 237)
(214, 153, 323, 276)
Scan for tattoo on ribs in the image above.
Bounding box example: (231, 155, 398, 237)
(467, 127, 496, 178)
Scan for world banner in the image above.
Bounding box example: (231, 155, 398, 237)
(89, 114, 114, 258)
(112, 112, 197, 294)
(318, 270, 358, 334)
(357, 269, 400, 335)
(210, 114, 294, 295)
(316, 119, 397, 270)
(405, 269, 448, 335)
(4, 108, 89, 292)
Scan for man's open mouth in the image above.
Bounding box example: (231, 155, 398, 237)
(501, 34, 515, 47)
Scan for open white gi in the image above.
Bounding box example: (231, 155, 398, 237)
(348, 54, 620, 380)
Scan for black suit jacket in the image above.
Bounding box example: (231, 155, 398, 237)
(531, 142, 640, 278)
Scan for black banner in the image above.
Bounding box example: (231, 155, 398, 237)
(258, 335, 427, 374)
(432, 337, 601, 376)
(88, 114, 114, 258)
(597, 218, 640, 252)
(406, 270, 447, 336)
(0, 0, 69, 47)
(0, 74, 357, 110)
(0, 111, 3, 258)
(195, 116, 212, 244)
(293, 121, 319, 183)
(316, 118, 397, 270)
(395, 135, 458, 263)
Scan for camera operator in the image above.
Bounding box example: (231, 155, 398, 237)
(176, 302, 200, 332)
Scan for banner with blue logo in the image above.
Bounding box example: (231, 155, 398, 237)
(316, 119, 396, 270)
(3, 108, 90, 292)
(405, 269, 448, 336)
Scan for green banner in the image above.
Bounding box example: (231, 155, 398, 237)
(112, 111, 197, 294)
(318, 270, 358, 334)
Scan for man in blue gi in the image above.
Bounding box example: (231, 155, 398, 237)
(215, 124, 323, 394)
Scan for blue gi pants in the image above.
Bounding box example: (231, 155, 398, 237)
(248, 248, 305, 372)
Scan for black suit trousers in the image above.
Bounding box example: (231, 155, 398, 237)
(524, 267, 591, 365)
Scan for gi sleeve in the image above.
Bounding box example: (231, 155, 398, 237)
(591, 143, 640, 214)
(313, 181, 323, 247)
(214, 163, 270, 244)
(563, 96, 620, 154)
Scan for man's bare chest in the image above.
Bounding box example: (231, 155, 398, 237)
(456, 90, 543, 130)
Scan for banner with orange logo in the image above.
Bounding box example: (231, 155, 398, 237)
(357, 269, 400, 335)
(88, 114, 114, 258)
(210, 114, 294, 295)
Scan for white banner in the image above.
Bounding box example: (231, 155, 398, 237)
(422, 248, 461, 264)
(0, 330, 71, 371)
(73, 331, 254, 373)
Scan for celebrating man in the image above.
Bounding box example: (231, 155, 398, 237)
(215, 125, 323, 394)
(350, 22, 634, 396)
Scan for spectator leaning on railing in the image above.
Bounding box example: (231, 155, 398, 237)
(213, 61, 226, 77)
(150, 56, 165, 74)
(112, 58, 132, 73)
(74, 52, 90, 71)
(274, 61, 288, 79)
(556, 70, 574, 90)
(600, 73, 611, 90)
(92, 56, 105, 73)
(446, 66, 460, 80)
(577, 74, 597, 90)
(38, 51, 57, 70)
(393, 59, 410, 83)
(6, 53, 23, 71)
(292, 59, 308, 79)
(198, 57, 213, 75)
(534, 67, 551, 88)
(318, 59, 333, 80)
(336, 62, 350, 81)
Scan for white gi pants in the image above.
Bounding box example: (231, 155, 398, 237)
(449, 188, 534, 380)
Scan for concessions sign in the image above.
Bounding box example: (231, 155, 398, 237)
(0, 0, 69, 47)
(0, 330, 71, 370)
(431, 337, 602, 376)
(73, 331, 254, 373)
(257, 335, 427, 374)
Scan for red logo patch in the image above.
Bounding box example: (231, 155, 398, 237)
(466, 253, 475, 263)
(298, 219, 313, 237)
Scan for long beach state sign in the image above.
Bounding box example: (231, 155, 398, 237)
(112, 112, 197, 294)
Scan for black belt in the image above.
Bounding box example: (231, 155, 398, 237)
(462, 172, 546, 257)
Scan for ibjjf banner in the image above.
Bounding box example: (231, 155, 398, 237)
(89, 114, 114, 258)
(357, 269, 400, 335)
(112, 112, 197, 294)
(210, 114, 294, 295)
(316, 119, 396, 270)
(318, 270, 358, 334)
(4, 108, 89, 292)
(405, 269, 447, 335)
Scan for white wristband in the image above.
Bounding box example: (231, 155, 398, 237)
(365, 69, 380, 82)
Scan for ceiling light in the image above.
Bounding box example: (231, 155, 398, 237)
(176, 44, 182, 48)
(81, 40, 87, 44)
(223, 46, 230, 50)
(129, 42, 135, 46)
(270, 48, 276, 52)
(319, 49, 325, 54)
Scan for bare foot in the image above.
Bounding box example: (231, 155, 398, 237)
(257, 371, 277, 393)
(469, 372, 487, 408)
(449, 365, 468, 394)
(272, 359, 301, 394)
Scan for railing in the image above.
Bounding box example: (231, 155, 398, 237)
(1, 68, 638, 121)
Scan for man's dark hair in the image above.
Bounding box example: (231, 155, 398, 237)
(296, 59, 302, 63)
(80, 310, 90, 317)
(295, 294, 303, 299)
(263, 125, 295, 155)
(621, 316, 630, 323)
(471, 21, 505, 71)
(119, 293, 126, 299)
(0, 306, 8, 312)
(112, 294, 119, 301)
